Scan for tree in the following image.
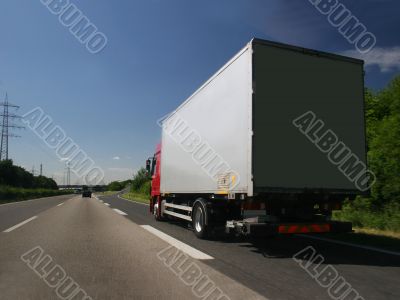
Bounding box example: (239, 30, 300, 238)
(107, 181, 124, 191)
(130, 168, 150, 192)
(34, 176, 58, 190)
(367, 76, 400, 207)
(0, 160, 57, 189)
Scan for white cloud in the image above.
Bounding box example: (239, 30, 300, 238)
(105, 168, 136, 183)
(112, 156, 120, 160)
(342, 47, 400, 73)
(107, 168, 133, 172)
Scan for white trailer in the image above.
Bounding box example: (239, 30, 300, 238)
(148, 38, 368, 238)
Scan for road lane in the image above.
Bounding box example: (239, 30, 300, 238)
(3, 216, 38, 233)
(0, 194, 74, 232)
(100, 193, 400, 300)
(141, 225, 214, 260)
(112, 208, 128, 216)
(0, 196, 265, 300)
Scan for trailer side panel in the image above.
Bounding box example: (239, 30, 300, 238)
(160, 46, 253, 194)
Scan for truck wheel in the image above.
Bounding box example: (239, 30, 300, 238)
(154, 197, 164, 221)
(192, 199, 210, 239)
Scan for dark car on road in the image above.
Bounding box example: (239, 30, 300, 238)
(82, 190, 92, 198)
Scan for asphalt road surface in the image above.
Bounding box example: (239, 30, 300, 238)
(0, 194, 399, 300)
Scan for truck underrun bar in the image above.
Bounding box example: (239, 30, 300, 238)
(228, 221, 352, 236)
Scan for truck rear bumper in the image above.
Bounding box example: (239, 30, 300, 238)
(226, 220, 352, 237)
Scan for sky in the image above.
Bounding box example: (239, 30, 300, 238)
(0, 0, 399, 184)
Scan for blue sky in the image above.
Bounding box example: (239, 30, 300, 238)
(0, 0, 399, 184)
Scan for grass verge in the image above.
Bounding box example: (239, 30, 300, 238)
(332, 199, 400, 233)
(120, 192, 150, 205)
(0, 186, 73, 205)
(97, 191, 119, 196)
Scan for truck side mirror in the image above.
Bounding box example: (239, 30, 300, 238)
(146, 159, 151, 174)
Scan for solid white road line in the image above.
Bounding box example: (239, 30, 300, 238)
(117, 194, 149, 206)
(3, 216, 38, 233)
(104, 203, 110, 206)
(140, 225, 214, 260)
(113, 208, 128, 216)
(57, 203, 64, 207)
(298, 234, 400, 257)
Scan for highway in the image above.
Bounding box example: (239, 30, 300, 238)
(0, 194, 399, 300)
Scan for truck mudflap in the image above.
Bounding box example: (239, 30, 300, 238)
(226, 220, 352, 236)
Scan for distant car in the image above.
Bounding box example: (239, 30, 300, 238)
(82, 190, 92, 198)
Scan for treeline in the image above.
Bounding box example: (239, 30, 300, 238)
(130, 168, 151, 195)
(335, 75, 400, 231)
(0, 186, 71, 203)
(118, 168, 151, 204)
(107, 179, 132, 191)
(106, 169, 151, 195)
(0, 159, 73, 203)
(0, 160, 58, 189)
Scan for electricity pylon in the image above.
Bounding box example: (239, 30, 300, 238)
(0, 93, 24, 160)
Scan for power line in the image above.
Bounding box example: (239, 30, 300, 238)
(0, 93, 24, 160)
(67, 163, 71, 187)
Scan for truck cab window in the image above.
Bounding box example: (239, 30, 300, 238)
(151, 157, 156, 176)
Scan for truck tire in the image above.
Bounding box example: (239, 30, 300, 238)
(192, 199, 210, 239)
(153, 197, 164, 221)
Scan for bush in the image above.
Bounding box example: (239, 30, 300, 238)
(138, 180, 151, 195)
(131, 168, 150, 193)
(333, 76, 400, 232)
(366, 76, 400, 207)
(0, 185, 73, 202)
(0, 160, 58, 189)
(334, 197, 400, 232)
(107, 181, 125, 191)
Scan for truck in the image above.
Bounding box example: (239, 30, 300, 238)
(146, 38, 369, 238)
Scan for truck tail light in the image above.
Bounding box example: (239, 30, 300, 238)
(278, 224, 331, 234)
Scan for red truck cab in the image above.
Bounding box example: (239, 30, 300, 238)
(147, 143, 161, 215)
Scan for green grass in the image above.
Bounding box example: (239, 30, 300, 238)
(0, 185, 73, 204)
(121, 192, 150, 204)
(333, 209, 400, 232)
(353, 227, 400, 239)
(332, 198, 400, 233)
(97, 191, 119, 196)
(327, 199, 400, 252)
